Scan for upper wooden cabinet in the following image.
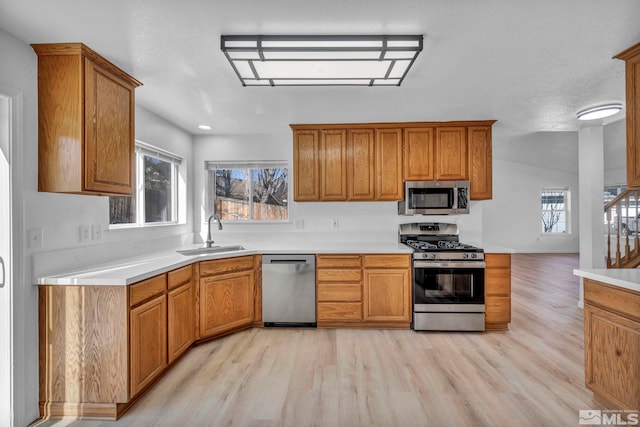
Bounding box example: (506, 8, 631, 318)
(435, 126, 468, 180)
(614, 42, 640, 188)
(292, 121, 495, 202)
(32, 43, 142, 195)
(403, 127, 435, 181)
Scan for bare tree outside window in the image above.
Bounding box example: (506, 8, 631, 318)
(541, 189, 569, 234)
(209, 164, 288, 221)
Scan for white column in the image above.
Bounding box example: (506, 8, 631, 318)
(577, 125, 606, 308)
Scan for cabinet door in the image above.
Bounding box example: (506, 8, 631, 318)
(130, 294, 167, 397)
(84, 58, 135, 194)
(584, 305, 640, 409)
(363, 268, 411, 322)
(293, 130, 320, 201)
(320, 129, 347, 200)
(168, 282, 195, 364)
(468, 126, 492, 200)
(375, 128, 403, 200)
(200, 270, 254, 338)
(403, 127, 434, 181)
(435, 127, 468, 180)
(347, 129, 375, 200)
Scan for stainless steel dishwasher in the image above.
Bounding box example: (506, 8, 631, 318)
(262, 254, 316, 327)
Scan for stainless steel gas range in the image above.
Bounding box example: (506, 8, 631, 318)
(399, 223, 485, 331)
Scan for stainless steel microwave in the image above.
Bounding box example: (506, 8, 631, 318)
(398, 181, 470, 215)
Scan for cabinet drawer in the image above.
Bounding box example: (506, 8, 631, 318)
(317, 302, 362, 321)
(317, 269, 362, 283)
(130, 274, 167, 307)
(363, 254, 410, 269)
(485, 269, 511, 295)
(200, 256, 254, 277)
(485, 253, 511, 268)
(584, 279, 640, 322)
(316, 255, 361, 269)
(486, 296, 511, 323)
(317, 283, 362, 302)
(168, 265, 193, 290)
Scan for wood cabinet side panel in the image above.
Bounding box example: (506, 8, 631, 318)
(37, 55, 84, 193)
(468, 126, 492, 200)
(39, 286, 129, 403)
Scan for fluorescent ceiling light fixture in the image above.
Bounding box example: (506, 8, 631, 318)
(576, 103, 623, 120)
(221, 35, 423, 86)
(198, 124, 213, 130)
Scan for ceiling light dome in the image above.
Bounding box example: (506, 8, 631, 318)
(576, 103, 623, 121)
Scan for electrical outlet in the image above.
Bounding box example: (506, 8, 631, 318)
(79, 225, 90, 242)
(28, 227, 44, 249)
(91, 224, 102, 241)
(331, 218, 339, 229)
(294, 219, 304, 229)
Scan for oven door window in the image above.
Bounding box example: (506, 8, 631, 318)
(414, 268, 484, 304)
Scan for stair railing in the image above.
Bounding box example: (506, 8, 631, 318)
(604, 188, 640, 268)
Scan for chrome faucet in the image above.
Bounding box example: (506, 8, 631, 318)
(205, 214, 223, 247)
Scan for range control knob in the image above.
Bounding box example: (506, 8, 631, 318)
(470, 253, 477, 259)
(462, 253, 469, 259)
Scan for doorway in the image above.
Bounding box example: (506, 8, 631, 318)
(0, 92, 13, 426)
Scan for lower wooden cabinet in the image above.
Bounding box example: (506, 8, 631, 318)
(168, 282, 195, 364)
(485, 253, 512, 331)
(584, 279, 640, 410)
(199, 256, 255, 339)
(130, 294, 167, 397)
(316, 254, 411, 328)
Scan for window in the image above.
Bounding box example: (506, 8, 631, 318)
(205, 161, 288, 221)
(109, 141, 182, 226)
(541, 189, 570, 234)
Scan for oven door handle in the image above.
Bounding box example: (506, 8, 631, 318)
(413, 261, 486, 269)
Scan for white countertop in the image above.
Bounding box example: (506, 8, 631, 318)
(37, 242, 413, 286)
(574, 268, 640, 293)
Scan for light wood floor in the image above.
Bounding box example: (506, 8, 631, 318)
(34, 253, 595, 427)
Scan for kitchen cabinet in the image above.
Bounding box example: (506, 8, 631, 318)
(347, 129, 376, 200)
(199, 256, 255, 338)
(435, 127, 468, 180)
(293, 129, 320, 200)
(363, 255, 411, 326)
(375, 128, 404, 200)
(403, 127, 435, 181)
(583, 279, 640, 410)
(316, 254, 411, 328)
(468, 126, 493, 200)
(167, 265, 196, 364)
(316, 255, 363, 325)
(31, 43, 142, 195)
(614, 42, 640, 188)
(320, 129, 348, 200)
(485, 253, 511, 331)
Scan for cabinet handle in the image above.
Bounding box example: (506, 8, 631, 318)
(0, 257, 4, 288)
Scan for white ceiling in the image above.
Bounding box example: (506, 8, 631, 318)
(1, 0, 639, 137)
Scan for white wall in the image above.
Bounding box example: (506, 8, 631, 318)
(604, 119, 626, 186)
(0, 29, 195, 426)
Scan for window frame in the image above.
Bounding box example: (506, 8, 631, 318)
(109, 140, 182, 229)
(540, 188, 571, 235)
(205, 161, 290, 223)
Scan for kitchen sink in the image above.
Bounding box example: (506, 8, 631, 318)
(177, 245, 246, 256)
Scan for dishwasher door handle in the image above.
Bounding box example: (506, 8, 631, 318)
(268, 259, 310, 264)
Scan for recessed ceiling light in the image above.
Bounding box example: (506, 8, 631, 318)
(576, 103, 623, 121)
(220, 34, 423, 87)
(198, 124, 213, 130)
